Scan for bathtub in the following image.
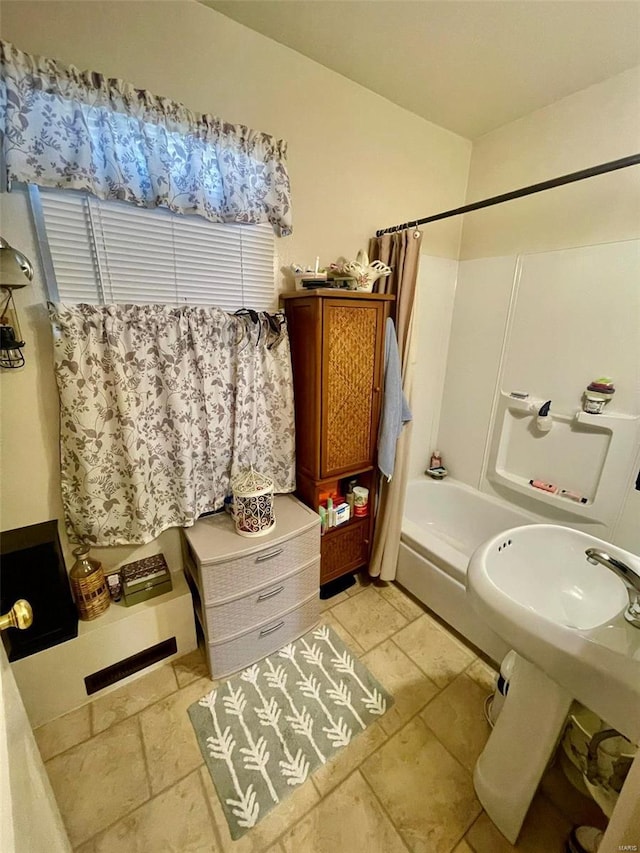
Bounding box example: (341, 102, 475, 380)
(397, 477, 538, 663)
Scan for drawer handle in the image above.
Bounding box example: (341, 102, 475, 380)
(255, 548, 284, 563)
(259, 620, 285, 638)
(257, 585, 284, 602)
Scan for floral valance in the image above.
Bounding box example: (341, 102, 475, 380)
(49, 303, 296, 546)
(0, 40, 293, 236)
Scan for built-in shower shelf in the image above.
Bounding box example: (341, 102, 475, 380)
(492, 469, 595, 518)
(502, 394, 637, 428)
(486, 392, 640, 526)
(573, 410, 639, 427)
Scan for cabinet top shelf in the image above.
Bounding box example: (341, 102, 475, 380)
(280, 289, 395, 302)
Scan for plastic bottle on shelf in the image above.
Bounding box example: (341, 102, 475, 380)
(430, 450, 443, 469)
(326, 496, 335, 527)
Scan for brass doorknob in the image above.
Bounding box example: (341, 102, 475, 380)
(0, 599, 33, 631)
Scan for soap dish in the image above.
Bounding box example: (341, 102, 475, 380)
(425, 466, 448, 480)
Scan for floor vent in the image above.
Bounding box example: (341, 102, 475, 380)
(84, 636, 177, 695)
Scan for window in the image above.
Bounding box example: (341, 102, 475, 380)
(31, 187, 276, 312)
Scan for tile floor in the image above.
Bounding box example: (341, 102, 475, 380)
(35, 574, 589, 852)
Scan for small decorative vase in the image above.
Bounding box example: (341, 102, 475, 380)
(69, 545, 111, 620)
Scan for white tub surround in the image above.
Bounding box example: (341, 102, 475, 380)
(397, 477, 537, 662)
(440, 241, 640, 553)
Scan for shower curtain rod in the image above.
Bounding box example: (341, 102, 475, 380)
(375, 153, 640, 237)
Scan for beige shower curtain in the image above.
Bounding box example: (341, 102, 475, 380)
(368, 229, 423, 580)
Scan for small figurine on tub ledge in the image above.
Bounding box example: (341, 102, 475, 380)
(425, 449, 448, 479)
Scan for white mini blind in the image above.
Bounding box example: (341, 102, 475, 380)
(37, 188, 276, 312)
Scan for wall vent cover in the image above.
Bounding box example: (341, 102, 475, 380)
(84, 637, 177, 695)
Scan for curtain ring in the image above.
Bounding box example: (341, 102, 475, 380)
(412, 221, 421, 239)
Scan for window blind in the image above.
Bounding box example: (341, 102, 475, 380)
(37, 188, 276, 312)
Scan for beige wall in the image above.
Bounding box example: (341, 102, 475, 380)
(0, 0, 469, 269)
(460, 65, 640, 259)
(438, 66, 640, 552)
(0, 1, 470, 565)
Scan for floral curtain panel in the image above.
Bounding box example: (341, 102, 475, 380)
(0, 40, 293, 236)
(49, 304, 296, 545)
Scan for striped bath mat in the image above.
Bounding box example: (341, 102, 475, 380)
(188, 623, 393, 838)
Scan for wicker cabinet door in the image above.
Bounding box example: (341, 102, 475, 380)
(320, 300, 383, 477)
(320, 520, 369, 584)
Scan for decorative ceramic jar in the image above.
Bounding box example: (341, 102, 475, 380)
(345, 251, 392, 292)
(328, 251, 392, 291)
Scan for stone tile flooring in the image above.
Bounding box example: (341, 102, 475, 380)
(35, 575, 581, 852)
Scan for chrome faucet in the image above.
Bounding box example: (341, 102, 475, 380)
(585, 548, 640, 628)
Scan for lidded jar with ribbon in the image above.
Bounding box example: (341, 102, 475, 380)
(583, 377, 615, 414)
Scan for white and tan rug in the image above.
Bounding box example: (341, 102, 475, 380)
(188, 623, 393, 839)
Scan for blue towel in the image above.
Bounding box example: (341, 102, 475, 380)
(378, 318, 412, 480)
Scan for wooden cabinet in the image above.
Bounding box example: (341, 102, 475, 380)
(281, 290, 394, 584)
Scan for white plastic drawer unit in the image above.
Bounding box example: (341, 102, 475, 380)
(185, 524, 319, 606)
(186, 557, 321, 642)
(205, 594, 320, 680)
(182, 494, 321, 677)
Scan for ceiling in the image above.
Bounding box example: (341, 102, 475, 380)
(202, 1, 640, 139)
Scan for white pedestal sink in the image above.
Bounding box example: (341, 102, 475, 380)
(467, 524, 640, 843)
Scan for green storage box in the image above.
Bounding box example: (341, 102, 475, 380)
(120, 554, 173, 607)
